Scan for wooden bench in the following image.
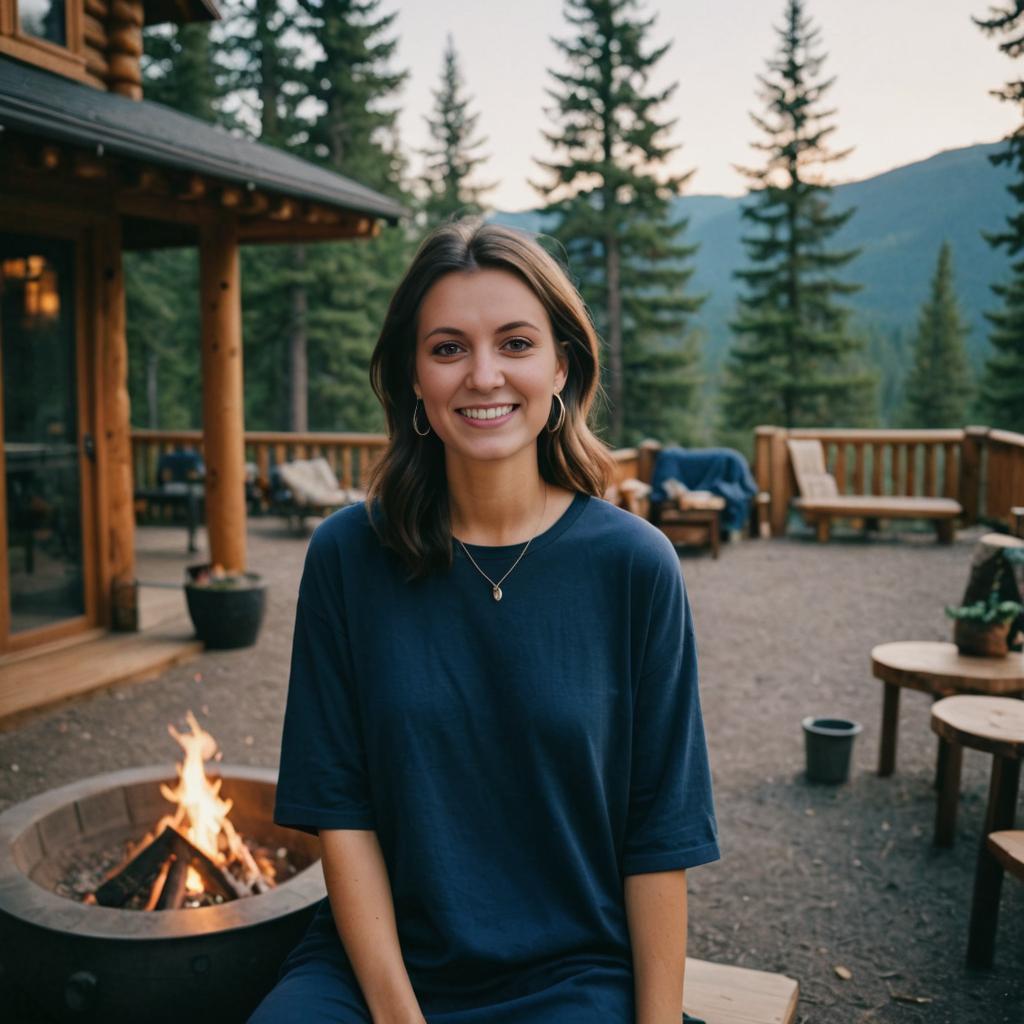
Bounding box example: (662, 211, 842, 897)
(787, 439, 961, 543)
(685, 958, 798, 1023)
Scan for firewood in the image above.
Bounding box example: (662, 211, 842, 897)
(155, 854, 189, 910)
(94, 827, 176, 907)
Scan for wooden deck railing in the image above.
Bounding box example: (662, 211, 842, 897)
(755, 426, 1024, 536)
(131, 429, 389, 494)
(132, 424, 1024, 537)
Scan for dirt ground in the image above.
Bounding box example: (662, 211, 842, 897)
(1, 515, 1022, 1023)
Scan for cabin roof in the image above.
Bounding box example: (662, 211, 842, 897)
(0, 57, 407, 224)
(143, 0, 221, 26)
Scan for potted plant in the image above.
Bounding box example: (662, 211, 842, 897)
(185, 563, 267, 650)
(945, 592, 1024, 658)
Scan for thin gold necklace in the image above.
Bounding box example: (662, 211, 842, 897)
(456, 486, 548, 602)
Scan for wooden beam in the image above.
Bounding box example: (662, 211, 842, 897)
(40, 144, 61, 170)
(267, 197, 297, 221)
(177, 175, 207, 201)
(238, 191, 270, 216)
(73, 153, 107, 180)
(236, 219, 381, 244)
(199, 215, 247, 573)
(95, 218, 136, 627)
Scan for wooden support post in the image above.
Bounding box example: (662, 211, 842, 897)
(768, 428, 790, 538)
(961, 426, 987, 525)
(96, 219, 136, 628)
(200, 215, 247, 573)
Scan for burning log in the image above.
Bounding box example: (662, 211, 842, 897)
(95, 826, 249, 908)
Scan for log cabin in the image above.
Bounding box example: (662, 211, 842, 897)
(0, 0, 405, 709)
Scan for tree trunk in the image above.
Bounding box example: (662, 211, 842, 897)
(288, 245, 308, 433)
(606, 233, 623, 444)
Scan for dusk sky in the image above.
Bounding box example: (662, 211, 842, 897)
(389, 0, 1019, 212)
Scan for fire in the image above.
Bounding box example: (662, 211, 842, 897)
(155, 711, 268, 894)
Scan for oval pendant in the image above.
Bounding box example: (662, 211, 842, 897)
(492, 585, 502, 602)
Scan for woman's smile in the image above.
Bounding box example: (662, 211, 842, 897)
(455, 403, 520, 426)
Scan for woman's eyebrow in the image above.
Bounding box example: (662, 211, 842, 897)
(424, 320, 540, 340)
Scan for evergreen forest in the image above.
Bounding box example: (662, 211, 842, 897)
(127, 0, 1024, 445)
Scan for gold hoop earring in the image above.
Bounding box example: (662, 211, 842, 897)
(412, 397, 431, 437)
(547, 392, 566, 434)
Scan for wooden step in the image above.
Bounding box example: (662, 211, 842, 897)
(685, 957, 799, 1024)
(0, 622, 202, 723)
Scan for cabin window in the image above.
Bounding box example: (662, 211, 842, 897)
(18, 0, 67, 46)
(0, 0, 84, 80)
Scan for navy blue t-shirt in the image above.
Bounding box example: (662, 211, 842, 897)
(273, 492, 719, 1022)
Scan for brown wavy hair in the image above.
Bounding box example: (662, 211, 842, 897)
(367, 219, 614, 578)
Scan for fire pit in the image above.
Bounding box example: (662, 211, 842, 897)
(0, 764, 325, 1023)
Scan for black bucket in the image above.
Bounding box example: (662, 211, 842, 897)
(802, 716, 862, 784)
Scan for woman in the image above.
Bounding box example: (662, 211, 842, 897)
(251, 220, 719, 1024)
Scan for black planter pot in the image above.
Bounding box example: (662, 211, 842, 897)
(184, 566, 267, 649)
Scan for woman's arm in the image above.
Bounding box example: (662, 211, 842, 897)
(624, 868, 688, 1024)
(321, 829, 427, 1024)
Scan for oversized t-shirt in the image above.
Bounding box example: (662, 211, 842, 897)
(273, 492, 719, 1022)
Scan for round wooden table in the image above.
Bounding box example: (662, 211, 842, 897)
(930, 695, 1024, 967)
(870, 641, 1024, 777)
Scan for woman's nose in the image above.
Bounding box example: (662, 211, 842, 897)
(465, 351, 504, 391)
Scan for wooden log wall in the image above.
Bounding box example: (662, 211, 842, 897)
(78, 0, 144, 98)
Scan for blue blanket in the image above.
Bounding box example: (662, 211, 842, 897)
(651, 447, 758, 532)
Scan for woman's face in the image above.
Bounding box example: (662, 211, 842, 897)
(413, 268, 567, 468)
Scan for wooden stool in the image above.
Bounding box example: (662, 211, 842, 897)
(930, 696, 1024, 966)
(972, 830, 1024, 970)
(870, 642, 1024, 777)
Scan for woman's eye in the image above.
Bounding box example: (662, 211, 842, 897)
(503, 336, 533, 352)
(432, 342, 463, 357)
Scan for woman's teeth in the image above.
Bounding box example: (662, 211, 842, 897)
(459, 405, 515, 420)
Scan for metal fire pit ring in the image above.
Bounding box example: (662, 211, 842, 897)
(0, 764, 326, 1023)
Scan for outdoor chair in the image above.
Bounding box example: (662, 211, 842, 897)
(786, 438, 961, 543)
(133, 450, 205, 553)
(273, 457, 364, 530)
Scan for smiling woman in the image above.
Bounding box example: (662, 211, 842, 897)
(252, 220, 720, 1024)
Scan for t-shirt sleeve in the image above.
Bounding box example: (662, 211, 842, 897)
(274, 522, 376, 835)
(622, 545, 720, 875)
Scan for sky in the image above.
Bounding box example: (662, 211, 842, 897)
(387, 0, 1019, 212)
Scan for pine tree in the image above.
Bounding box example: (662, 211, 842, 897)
(975, 1, 1024, 431)
(296, 0, 415, 433)
(217, 0, 317, 430)
(721, 0, 873, 432)
(533, 0, 704, 446)
(141, 22, 221, 123)
(126, 20, 228, 429)
(419, 34, 494, 228)
(902, 242, 972, 427)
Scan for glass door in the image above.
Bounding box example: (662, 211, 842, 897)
(1, 234, 86, 639)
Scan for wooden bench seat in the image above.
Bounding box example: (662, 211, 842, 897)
(685, 958, 799, 1024)
(787, 440, 961, 543)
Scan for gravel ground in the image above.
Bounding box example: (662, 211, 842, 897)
(1, 516, 1022, 1023)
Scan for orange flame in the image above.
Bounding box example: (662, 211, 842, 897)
(156, 711, 267, 894)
